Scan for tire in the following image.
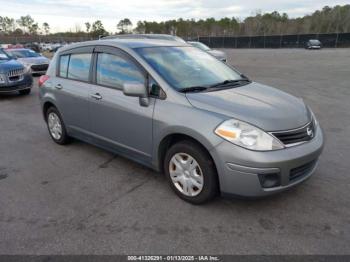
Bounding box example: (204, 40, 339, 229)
(164, 140, 218, 204)
(19, 88, 31, 95)
(46, 107, 70, 145)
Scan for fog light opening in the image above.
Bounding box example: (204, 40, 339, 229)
(258, 173, 281, 188)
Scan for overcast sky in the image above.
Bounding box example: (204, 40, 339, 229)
(0, 0, 348, 32)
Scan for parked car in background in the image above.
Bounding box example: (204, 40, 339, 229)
(39, 39, 323, 204)
(102, 34, 186, 43)
(40, 43, 53, 52)
(5, 48, 50, 75)
(188, 41, 227, 62)
(6, 44, 24, 49)
(306, 39, 322, 49)
(24, 43, 41, 53)
(51, 44, 64, 53)
(0, 48, 32, 95)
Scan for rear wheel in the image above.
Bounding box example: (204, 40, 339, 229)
(19, 88, 31, 95)
(46, 107, 70, 145)
(164, 141, 218, 204)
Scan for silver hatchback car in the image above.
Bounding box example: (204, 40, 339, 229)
(39, 39, 324, 204)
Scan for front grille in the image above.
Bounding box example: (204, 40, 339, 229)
(31, 64, 49, 72)
(289, 160, 317, 181)
(7, 68, 24, 78)
(271, 121, 315, 146)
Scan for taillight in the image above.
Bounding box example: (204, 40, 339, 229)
(38, 75, 50, 87)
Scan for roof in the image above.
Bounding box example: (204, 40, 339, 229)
(102, 34, 185, 42)
(59, 38, 190, 53)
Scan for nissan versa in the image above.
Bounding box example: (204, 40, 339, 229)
(38, 39, 324, 204)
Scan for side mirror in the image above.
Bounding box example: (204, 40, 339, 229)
(123, 82, 147, 97)
(122, 82, 149, 107)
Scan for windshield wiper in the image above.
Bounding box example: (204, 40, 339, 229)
(179, 78, 251, 93)
(209, 79, 251, 89)
(179, 86, 208, 93)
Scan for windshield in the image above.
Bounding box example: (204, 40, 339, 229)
(0, 49, 10, 60)
(189, 42, 211, 51)
(309, 40, 321, 45)
(7, 49, 40, 58)
(136, 46, 242, 91)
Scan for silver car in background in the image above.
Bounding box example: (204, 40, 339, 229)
(188, 41, 227, 62)
(38, 39, 324, 204)
(5, 48, 50, 75)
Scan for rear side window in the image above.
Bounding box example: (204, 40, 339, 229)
(96, 53, 144, 89)
(67, 53, 91, 81)
(59, 55, 69, 77)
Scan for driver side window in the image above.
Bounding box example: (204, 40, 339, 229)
(96, 53, 145, 89)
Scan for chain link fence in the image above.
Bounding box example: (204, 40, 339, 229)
(0, 35, 92, 44)
(196, 33, 350, 48)
(1, 32, 350, 48)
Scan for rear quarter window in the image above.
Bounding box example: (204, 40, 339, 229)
(59, 55, 69, 77)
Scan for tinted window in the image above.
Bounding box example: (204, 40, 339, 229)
(59, 55, 69, 77)
(96, 53, 144, 89)
(67, 53, 91, 81)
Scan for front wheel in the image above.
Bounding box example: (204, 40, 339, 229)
(164, 141, 218, 204)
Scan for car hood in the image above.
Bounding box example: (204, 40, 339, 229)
(18, 57, 50, 64)
(0, 59, 24, 73)
(208, 49, 226, 59)
(185, 82, 311, 131)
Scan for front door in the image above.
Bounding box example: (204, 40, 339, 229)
(89, 47, 155, 164)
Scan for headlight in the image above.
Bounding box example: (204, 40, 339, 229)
(0, 74, 5, 84)
(215, 119, 284, 151)
(309, 108, 318, 127)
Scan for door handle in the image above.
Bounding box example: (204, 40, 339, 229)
(91, 93, 102, 100)
(55, 84, 63, 90)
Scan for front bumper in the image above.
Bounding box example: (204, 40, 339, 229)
(210, 125, 324, 197)
(0, 74, 33, 93)
(307, 46, 321, 49)
(30, 70, 46, 75)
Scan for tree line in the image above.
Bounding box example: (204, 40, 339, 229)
(0, 5, 349, 39)
(134, 5, 350, 36)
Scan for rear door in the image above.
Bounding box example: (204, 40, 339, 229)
(89, 46, 155, 164)
(53, 46, 94, 134)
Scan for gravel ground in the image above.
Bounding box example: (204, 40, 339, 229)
(0, 48, 349, 255)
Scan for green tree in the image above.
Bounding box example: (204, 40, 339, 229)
(43, 22, 50, 35)
(85, 22, 91, 33)
(117, 18, 132, 34)
(17, 15, 34, 34)
(29, 23, 39, 35)
(91, 20, 108, 38)
(0, 16, 15, 33)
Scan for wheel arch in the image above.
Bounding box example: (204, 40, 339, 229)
(156, 132, 218, 176)
(42, 100, 57, 121)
